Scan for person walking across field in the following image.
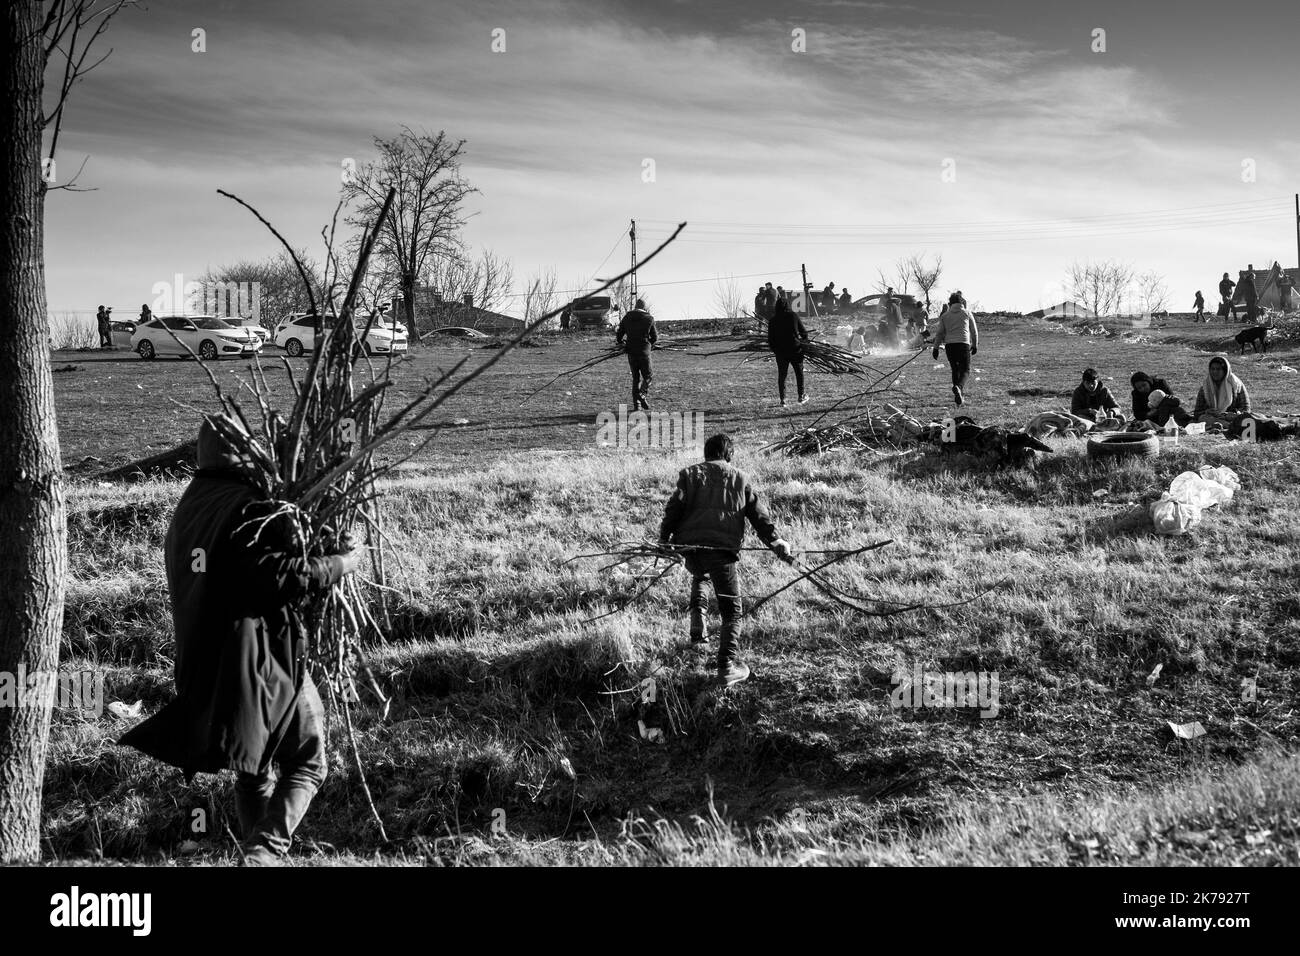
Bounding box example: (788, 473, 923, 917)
(616, 298, 658, 411)
(767, 296, 810, 406)
(931, 291, 978, 406)
(120, 414, 362, 866)
(1193, 290, 1205, 322)
(1218, 273, 1237, 321)
(659, 433, 795, 686)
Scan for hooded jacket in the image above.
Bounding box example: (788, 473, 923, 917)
(616, 308, 657, 356)
(931, 306, 978, 349)
(1194, 356, 1250, 418)
(119, 424, 345, 777)
(659, 460, 779, 557)
(767, 300, 809, 354)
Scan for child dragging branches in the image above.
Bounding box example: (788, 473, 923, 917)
(659, 433, 795, 686)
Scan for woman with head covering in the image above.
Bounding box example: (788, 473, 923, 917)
(1130, 371, 1191, 426)
(1193, 355, 1250, 429)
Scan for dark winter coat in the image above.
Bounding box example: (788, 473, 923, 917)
(767, 302, 809, 354)
(616, 309, 658, 355)
(1071, 381, 1121, 419)
(119, 470, 345, 777)
(659, 460, 779, 557)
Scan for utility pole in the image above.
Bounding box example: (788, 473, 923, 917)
(801, 262, 819, 318)
(629, 219, 637, 308)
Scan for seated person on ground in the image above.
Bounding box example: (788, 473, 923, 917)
(1130, 371, 1192, 427)
(847, 326, 867, 354)
(1193, 355, 1250, 430)
(1071, 368, 1123, 423)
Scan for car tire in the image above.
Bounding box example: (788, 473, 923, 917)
(1086, 432, 1159, 461)
(137, 340, 155, 360)
(286, 338, 303, 357)
(199, 339, 218, 361)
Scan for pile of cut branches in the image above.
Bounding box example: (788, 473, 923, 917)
(705, 326, 877, 377)
(767, 402, 927, 455)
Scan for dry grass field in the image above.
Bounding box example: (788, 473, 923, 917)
(44, 313, 1300, 865)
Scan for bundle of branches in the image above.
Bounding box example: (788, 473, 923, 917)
(162, 190, 686, 834)
(767, 403, 926, 455)
(567, 539, 1003, 624)
(698, 319, 883, 378)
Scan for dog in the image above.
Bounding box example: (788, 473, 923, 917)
(1235, 321, 1274, 354)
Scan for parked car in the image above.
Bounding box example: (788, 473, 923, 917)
(431, 326, 489, 339)
(850, 293, 927, 327)
(229, 316, 271, 345)
(109, 319, 137, 349)
(571, 295, 620, 329)
(273, 313, 409, 357)
(132, 315, 263, 360)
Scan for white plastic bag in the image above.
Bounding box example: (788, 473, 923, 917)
(1198, 465, 1240, 492)
(1168, 471, 1233, 509)
(1150, 494, 1202, 535)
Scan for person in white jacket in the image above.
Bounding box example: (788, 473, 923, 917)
(931, 292, 979, 406)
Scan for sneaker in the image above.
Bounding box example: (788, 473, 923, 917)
(718, 661, 751, 686)
(779, 399, 787, 408)
(952, 386, 964, 406)
(240, 844, 281, 867)
(798, 394, 809, 405)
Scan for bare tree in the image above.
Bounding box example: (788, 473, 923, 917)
(711, 275, 745, 318)
(344, 128, 477, 342)
(873, 261, 912, 296)
(521, 268, 560, 328)
(201, 249, 321, 328)
(1, 0, 130, 863)
(421, 248, 515, 328)
(1133, 270, 1169, 316)
(1066, 259, 1135, 318)
(905, 252, 943, 314)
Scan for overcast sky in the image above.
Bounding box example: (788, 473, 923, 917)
(44, 0, 1300, 317)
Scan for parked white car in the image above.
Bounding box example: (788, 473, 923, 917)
(131, 315, 264, 360)
(273, 313, 409, 357)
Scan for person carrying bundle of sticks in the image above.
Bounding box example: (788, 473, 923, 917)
(616, 298, 658, 411)
(659, 433, 795, 686)
(120, 413, 363, 866)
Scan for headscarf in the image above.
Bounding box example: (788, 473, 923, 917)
(1200, 355, 1243, 414)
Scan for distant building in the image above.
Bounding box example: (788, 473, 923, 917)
(411, 285, 525, 334)
(1027, 301, 1097, 320)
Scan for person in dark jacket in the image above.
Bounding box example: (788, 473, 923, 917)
(96, 305, 111, 348)
(1240, 266, 1258, 323)
(1279, 271, 1295, 312)
(1070, 368, 1123, 423)
(822, 282, 836, 314)
(660, 433, 793, 686)
(1130, 371, 1191, 427)
(1219, 273, 1237, 321)
(766, 297, 809, 406)
(754, 286, 766, 319)
(838, 288, 853, 310)
(615, 298, 657, 410)
(120, 414, 361, 866)
(1193, 290, 1205, 322)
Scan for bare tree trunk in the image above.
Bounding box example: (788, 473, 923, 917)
(400, 271, 420, 342)
(0, 0, 68, 862)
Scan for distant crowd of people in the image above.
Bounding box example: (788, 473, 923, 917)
(1195, 263, 1294, 323)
